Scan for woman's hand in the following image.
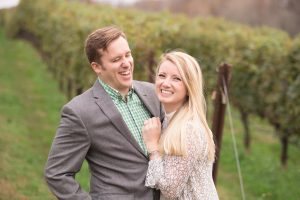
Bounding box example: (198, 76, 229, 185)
(142, 117, 161, 153)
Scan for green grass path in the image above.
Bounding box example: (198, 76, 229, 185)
(0, 27, 66, 199)
(0, 27, 299, 200)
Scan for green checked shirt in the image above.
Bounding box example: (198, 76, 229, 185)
(98, 78, 151, 155)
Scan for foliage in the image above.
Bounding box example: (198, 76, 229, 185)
(2, 0, 299, 161)
(1, 27, 299, 200)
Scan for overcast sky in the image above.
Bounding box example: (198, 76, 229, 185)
(0, 0, 140, 9)
(0, 0, 138, 9)
(0, 0, 20, 9)
(93, 0, 140, 6)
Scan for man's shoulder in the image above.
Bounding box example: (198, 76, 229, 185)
(133, 80, 154, 89)
(64, 87, 93, 109)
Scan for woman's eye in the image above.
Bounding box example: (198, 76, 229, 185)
(158, 74, 166, 78)
(174, 77, 181, 81)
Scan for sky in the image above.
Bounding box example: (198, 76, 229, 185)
(93, 0, 140, 6)
(0, 0, 20, 9)
(0, 0, 139, 9)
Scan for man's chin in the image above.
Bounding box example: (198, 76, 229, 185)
(124, 80, 133, 87)
(121, 83, 132, 90)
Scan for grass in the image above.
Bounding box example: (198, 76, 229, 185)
(217, 113, 300, 200)
(0, 27, 299, 200)
(0, 27, 65, 199)
(0, 27, 90, 199)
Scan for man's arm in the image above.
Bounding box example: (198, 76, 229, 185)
(44, 105, 91, 200)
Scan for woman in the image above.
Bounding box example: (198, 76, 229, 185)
(142, 51, 219, 200)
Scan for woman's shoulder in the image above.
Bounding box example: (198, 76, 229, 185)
(186, 120, 207, 158)
(185, 120, 208, 151)
(186, 120, 205, 136)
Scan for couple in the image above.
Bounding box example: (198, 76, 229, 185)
(44, 25, 219, 200)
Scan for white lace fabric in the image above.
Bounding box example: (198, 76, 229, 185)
(145, 122, 219, 200)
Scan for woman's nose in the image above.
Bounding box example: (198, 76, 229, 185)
(161, 78, 171, 87)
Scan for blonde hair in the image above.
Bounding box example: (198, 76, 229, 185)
(157, 50, 215, 163)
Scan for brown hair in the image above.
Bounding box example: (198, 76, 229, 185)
(84, 25, 126, 64)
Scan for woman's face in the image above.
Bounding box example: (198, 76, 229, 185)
(155, 60, 188, 113)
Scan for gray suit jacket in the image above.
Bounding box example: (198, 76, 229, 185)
(45, 80, 164, 200)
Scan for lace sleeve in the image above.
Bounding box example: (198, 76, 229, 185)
(145, 122, 208, 199)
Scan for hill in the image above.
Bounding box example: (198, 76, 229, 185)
(0, 27, 299, 199)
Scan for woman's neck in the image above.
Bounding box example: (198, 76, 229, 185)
(164, 105, 178, 114)
(165, 110, 176, 123)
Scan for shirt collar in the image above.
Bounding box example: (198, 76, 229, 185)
(98, 78, 134, 102)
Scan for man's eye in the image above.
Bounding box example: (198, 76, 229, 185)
(112, 58, 120, 62)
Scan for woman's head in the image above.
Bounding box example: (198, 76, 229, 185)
(155, 51, 205, 114)
(156, 50, 215, 162)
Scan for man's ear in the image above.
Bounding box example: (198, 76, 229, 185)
(91, 62, 101, 75)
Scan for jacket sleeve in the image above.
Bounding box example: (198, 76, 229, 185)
(44, 104, 91, 200)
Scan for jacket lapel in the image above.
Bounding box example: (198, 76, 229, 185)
(133, 81, 157, 117)
(134, 81, 165, 126)
(91, 81, 146, 157)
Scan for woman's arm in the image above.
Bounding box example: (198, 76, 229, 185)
(145, 122, 208, 199)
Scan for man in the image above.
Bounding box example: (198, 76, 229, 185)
(45, 25, 163, 200)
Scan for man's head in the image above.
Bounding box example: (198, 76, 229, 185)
(85, 25, 134, 95)
(85, 25, 126, 64)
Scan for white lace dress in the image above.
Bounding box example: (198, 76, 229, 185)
(145, 121, 219, 200)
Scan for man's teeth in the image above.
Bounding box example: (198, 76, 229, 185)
(120, 71, 130, 75)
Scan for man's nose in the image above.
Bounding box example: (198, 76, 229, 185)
(121, 57, 130, 67)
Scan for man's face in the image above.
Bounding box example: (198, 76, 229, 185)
(93, 36, 134, 95)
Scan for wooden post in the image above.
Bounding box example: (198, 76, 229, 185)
(276, 122, 289, 168)
(147, 50, 156, 83)
(212, 63, 232, 183)
(240, 108, 251, 152)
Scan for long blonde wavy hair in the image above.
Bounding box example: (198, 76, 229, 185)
(157, 51, 215, 163)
